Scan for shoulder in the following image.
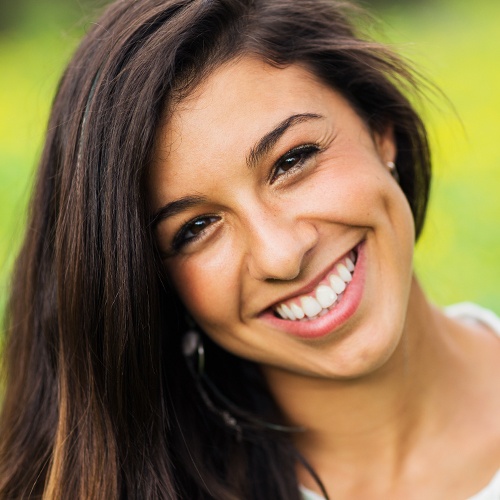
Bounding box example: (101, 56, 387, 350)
(467, 470, 500, 500)
(300, 485, 324, 500)
(444, 302, 500, 336)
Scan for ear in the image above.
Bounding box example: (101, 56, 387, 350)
(373, 123, 396, 165)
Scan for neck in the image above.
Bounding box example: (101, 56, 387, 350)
(262, 278, 466, 480)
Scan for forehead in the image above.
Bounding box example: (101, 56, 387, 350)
(164, 57, 328, 137)
(150, 57, 356, 206)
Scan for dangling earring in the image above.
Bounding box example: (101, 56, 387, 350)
(181, 326, 305, 439)
(182, 328, 242, 437)
(182, 329, 205, 374)
(386, 161, 400, 183)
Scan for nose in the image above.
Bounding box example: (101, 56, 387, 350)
(244, 207, 318, 282)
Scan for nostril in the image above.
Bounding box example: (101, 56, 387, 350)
(245, 216, 317, 282)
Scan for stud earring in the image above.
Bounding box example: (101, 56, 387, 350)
(386, 161, 400, 182)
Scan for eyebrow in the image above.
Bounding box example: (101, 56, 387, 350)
(246, 113, 323, 169)
(150, 195, 207, 228)
(150, 112, 324, 227)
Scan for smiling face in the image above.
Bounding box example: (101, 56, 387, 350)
(149, 57, 416, 379)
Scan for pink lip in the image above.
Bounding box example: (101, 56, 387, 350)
(260, 241, 366, 339)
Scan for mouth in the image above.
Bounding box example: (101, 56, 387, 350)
(260, 241, 365, 339)
(273, 248, 358, 322)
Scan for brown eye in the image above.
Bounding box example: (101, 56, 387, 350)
(188, 218, 211, 236)
(280, 154, 302, 171)
(173, 215, 220, 251)
(271, 144, 321, 183)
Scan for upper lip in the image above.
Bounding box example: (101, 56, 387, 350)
(260, 241, 360, 314)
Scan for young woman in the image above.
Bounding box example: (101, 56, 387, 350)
(1, 0, 499, 498)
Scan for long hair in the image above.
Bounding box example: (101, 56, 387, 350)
(0, 0, 431, 498)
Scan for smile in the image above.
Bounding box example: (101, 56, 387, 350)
(274, 250, 357, 321)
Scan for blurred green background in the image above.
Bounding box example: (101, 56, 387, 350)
(0, 0, 499, 322)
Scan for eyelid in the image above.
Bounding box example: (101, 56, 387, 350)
(270, 143, 322, 184)
(170, 213, 221, 254)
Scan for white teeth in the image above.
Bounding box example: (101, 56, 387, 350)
(281, 303, 296, 320)
(345, 257, 355, 272)
(335, 263, 352, 282)
(276, 305, 288, 320)
(329, 274, 346, 294)
(315, 285, 337, 308)
(301, 296, 322, 318)
(290, 302, 305, 319)
(274, 249, 358, 321)
(276, 305, 285, 319)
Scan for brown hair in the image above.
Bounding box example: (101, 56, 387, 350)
(0, 1, 431, 498)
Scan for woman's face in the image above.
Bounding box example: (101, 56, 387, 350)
(149, 57, 415, 379)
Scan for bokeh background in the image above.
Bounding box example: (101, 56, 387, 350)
(1, 0, 499, 325)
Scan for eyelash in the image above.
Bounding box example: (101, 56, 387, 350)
(171, 214, 221, 252)
(270, 143, 321, 184)
(170, 143, 322, 253)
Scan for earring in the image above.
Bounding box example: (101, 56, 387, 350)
(182, 329, 205, 374)
(386, 161, 400, 183)
(182, 328, 241, 434)
(181, 327, 305, 438)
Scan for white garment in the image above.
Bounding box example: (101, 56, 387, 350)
(301, 303, 500, 500)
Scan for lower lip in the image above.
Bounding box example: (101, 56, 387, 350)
(260, 241, 366, 339)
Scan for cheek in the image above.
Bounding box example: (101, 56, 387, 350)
(166, 241, 241, 329)
(305, 160, 413, 232)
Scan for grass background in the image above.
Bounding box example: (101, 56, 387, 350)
(380, 0, 500, 312)
(1, 0, 499, 322)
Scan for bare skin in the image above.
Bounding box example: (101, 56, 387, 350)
(266, 281, 500, 499)
(150, 56, 500, 499)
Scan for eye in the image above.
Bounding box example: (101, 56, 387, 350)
(172, 215, 220, 252)
(270, 144, 321, 184)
